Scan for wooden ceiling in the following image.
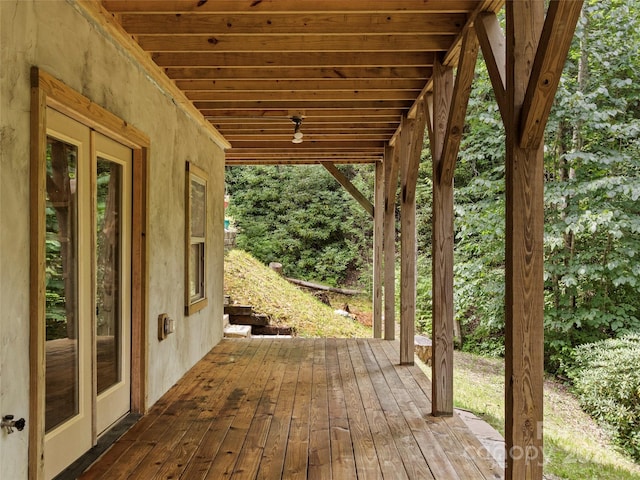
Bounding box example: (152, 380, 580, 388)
(101, 0, 503, 165)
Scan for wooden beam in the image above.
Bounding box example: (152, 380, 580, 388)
(430, 59, 455, 417)
(151, 51, 435, 68)
(504, 1, 546, 478)
(520, 0, 584, 149)
(373, 161, 385, 339)
(438, 27, 479, 186)
(166, 66, 432, 81)
(138, 34, 455, 53)
(475, 12, 507, 121)
(384, 145, 399, 341)
(104, 1, 484, 14)
(121, 12, 467, 35)
(195, 100, 413, 111)
(322, 163, 374, 218)
(177, 78, 427, 92)
(187, 90, 420, 102)
(399, 97, 428, 365)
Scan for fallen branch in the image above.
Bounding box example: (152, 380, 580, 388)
(285, 277, 363, 296)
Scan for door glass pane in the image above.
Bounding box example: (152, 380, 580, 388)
(45, 137, 79, 432)
(96, 158, 122, 394)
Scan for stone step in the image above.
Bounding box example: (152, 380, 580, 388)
(224, 324, 252, 338)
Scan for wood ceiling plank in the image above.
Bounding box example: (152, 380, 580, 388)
(202, 109, 406, 118)
(187, 90, 419, 102)
(216, 127, 397, 135)
(138, 34, 454, 53)
(224, 134, 392, 142)
(165, 67, 432, 80)
(225, 159, 379, 165)
(121, 13, 466, 35)
(175, 79, 427, 91)
(152, 51, 435, 67)
(104, 1, 481, 14)
(194, 100, 413, 110)
(227, 140, 385, 148)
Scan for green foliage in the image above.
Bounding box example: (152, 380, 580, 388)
(225, 165, 371, 286)
(568, 335, 640, 461)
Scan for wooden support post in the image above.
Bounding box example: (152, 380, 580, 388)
(383, 144, 399, 340)
(429, 59, 455, 416)
(373, 161, 384, 338)
(399, 98, 428, 365)
(501, 2, 582, 477)
(399, 115, 416, 365)
(505, 1, 545, 478)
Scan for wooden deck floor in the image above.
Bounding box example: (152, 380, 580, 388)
(80, 338, 503, 479)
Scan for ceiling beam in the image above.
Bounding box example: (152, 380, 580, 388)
(176, 79, 427, 92)
(165, 66, 432, 80)
(138, 34, 455, 52)
(152, 51, 435, 67)
(103, 1, 482, 14)
(121, 12, 466, 35)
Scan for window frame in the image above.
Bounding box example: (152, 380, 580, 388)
(185, 161, 208, 315)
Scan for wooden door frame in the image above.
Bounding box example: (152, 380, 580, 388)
(30, 67, 150, 480)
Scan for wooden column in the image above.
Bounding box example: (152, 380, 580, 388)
(501, 2, 583, 477)
(430, 29, 479, 416)
(373, 160, 385, 338)
(399, 99, 428, 364)
(505, 1, 545, 472)
(429, 60, 455, 415)
(383, 144, 399, 340)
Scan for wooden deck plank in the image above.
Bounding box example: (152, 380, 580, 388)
(171, 340, 270, 480)
(336, 339, 383, 479)
(346, 340, 409, 479)
(307, 339, 332, 480)
(231, 339, 293, 479)
(325, 338, 358, 480)
(255, 339, 304, 479)
(378, 340, 499, 480)
(401, 349, 504, 480)
(356, 339, 435, 480)
(204, 340, 280, 479)
(282, 339, 314, 479)
(79, 339, 503, 480)
(371, 340, 461, 479)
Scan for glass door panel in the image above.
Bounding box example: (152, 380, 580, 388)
(96, 158, 122, 395)
(94, 132, 132, 436)
(45, 136, 79, 432)
(44, 108, 93, 480)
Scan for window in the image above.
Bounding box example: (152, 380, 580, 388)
(185, 162, 208, 315)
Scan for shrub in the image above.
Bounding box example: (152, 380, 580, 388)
(568, 335, 640, 461)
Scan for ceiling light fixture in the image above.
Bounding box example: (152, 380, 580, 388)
(291, 116, 304, 144)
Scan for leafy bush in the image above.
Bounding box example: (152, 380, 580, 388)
(568, 335, 640, 461)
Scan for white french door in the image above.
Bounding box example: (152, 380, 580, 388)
(44, 109, 132, 479)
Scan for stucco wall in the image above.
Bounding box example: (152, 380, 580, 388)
(0, 1, 225, 477)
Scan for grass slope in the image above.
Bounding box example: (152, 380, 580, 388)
(224, 249, 372, 338)
(448, 351, 640, 480)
